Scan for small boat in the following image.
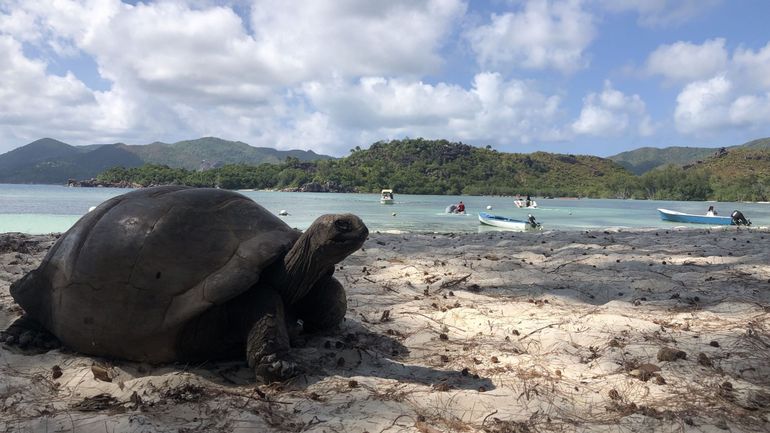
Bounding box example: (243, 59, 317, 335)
(445, 204, 465, 214)
(380, 189, 394, 204)
(478, 212, 541, 230)
(514, 199, 538, 209)
(657, 208, 734, 225)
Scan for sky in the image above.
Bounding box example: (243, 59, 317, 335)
(2, 0, 770, 157)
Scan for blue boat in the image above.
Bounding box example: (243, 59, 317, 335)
(657, 208, 734, 225)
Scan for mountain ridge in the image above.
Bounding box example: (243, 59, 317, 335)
(608, 137, 770, 174)
(0, 137, 334, 184)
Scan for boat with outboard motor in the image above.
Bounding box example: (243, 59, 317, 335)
(478, 212, 541, 230)
(658, 208, 751, 226)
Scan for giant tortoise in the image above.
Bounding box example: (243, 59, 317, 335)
(9, 186, 368, 381)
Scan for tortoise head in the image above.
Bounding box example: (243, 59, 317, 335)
(302, 213, 368, 264)
(281, 214, 368, 304)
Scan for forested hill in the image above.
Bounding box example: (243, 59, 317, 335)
(97, 139, 633, 197)
(329, 139, 630, 195)
(608, 137, 770, 175)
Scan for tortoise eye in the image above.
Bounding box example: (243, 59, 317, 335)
(334, 219, 351, 232)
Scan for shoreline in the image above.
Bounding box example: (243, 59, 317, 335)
(1, 229, 769, 432)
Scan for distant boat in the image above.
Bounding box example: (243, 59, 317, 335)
(514, 199, 537, 209)
(658, 208, 734, 225)
(445, 203, 466, 214)
(478, 212, 541, 230)
(380, 189, 394, 204)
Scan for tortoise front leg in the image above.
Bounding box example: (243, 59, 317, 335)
(246, 289, 299, 382)
(293, 276, 347, 333)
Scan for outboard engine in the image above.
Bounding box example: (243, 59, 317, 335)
(731, 210, 751, 226)
(527, 214, 540, 229)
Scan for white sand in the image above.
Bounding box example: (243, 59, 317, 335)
(1, 228, 769, 432)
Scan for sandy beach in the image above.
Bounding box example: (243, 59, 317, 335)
(1, 228, 769, 432)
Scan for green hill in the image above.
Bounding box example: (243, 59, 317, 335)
(608, 137, 770, 175)
(322, 139, 631, 196)
(0, 138, 81, 173)
(0, 137, 334, 184)
(123, 137, 332, 170)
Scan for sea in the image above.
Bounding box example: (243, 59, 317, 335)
(1, 183, 769, 234)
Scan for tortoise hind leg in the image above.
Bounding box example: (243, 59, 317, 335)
(246, 289, 300, 382)
(294, 276, 347, 333)
(1, 315, 61, 353)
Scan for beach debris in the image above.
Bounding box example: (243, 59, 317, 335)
(70, 393, 119, 412)
(657, 347, 687, 362)
(629, 363, 661, 381)
(91, 364, 112, 382)
(697, 352, 712, 367)
(51, 365, 62, 379)
(161, 383, 207, 403)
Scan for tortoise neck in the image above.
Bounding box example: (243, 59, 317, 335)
(280, 228, 330, 305)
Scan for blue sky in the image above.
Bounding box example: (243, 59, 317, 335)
(2, 0, 770, 157)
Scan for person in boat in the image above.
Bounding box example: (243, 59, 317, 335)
(525, 194, 532, 208)
(456, 201, 465, 213)
(706, 205, 717, 216)
(731, 210, 751, 226)
(527, 213, 540, 229)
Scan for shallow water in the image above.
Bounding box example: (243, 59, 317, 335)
(1, 183, 769, 234)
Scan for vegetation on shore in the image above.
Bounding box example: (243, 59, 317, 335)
(95, 138, 770, 201)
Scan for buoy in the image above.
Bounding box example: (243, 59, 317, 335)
(278, 210, 289, 216)
(392, 212, 397, 216)
(486, 205, 492, 210)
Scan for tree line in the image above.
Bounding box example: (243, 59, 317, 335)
(95, 138, 770, 202)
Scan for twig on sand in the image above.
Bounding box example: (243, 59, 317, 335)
(399, 311, 466, 332)
(438, 274, 472, 291)
(519, 322, 564, 341)
(481, 409, 499, 427)
(379, 414, 413, 433)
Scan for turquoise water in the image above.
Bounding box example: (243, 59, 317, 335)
(1, 183, 769, 234)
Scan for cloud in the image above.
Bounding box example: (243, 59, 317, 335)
(646, 38, 728, 82)
(674, 75, 732, 134)
(0, 35, 107, 141)
(465, 0, 596, 73)
(733, 41, 770, 89)
(0, 0, 467, 153)
(303, 73, 566, 147)
(249, 0, 466, 80)
(572, 81, 653, 136)
(666, 40, 770, 135)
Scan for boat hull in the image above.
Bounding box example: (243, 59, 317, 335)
(657, 208, 733, 225)
(478, 212, 531, 230)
